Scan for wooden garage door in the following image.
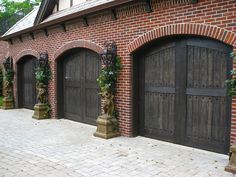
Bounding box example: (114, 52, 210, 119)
(63, 49, 101, 125)
(138, 37, 231, 154)
(18, 57, 37, 109)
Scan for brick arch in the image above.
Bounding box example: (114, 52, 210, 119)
(15, 49, 39, 63)
(128, 23, 236, 53)
(54, 40, 103, 59)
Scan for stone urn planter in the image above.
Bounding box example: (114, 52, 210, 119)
(225, 143, 236, 174)
(94, 42, 121, 139)
(32, 52, 51, 120)
(2, 97, 14, 109)
(32, 83, 49, 120)
(2, 57, 14, 110)
(94, 91, 119, 139)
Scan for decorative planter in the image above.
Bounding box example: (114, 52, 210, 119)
(94, 42, 121, 139)
(94, 114, 119, 139)
(2, 97, 14, 109)
(32, 103, 49, 120)
(2, 57, 14, 110)
(32, 52, 51, 119)
(225, 145, 236, 174)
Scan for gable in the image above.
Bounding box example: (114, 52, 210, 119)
(35, 0, 101, 25)
(3, 7, 39, 37)
(1, 0, 133, 39)
(34, 0, 57, 25)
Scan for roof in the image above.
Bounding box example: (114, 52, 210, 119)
(34, 0, 57, 25)
(43, 0, 114, 24)
(1, 0, 133, 40)
(3, 7, 39, 37)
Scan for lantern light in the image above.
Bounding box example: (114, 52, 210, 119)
(100, 42, 117, 66)
(37, 52, 49, 68)
(3, 56, 13, 71)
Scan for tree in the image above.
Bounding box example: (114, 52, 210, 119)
(0, 0, 41, 35)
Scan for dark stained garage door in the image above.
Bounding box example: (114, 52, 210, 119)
(62, 49, 101, 125)
(137, 37, 232, 154)
(18, 56, 37, 109)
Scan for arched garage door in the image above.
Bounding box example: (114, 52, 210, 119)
(18, 56, 37, 109)
(136, 37, 232, 154)
(60, 49, 101, 125)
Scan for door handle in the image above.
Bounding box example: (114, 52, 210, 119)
(65, 77, 72, 80)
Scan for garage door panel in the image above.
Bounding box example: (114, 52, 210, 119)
(23, 83, 34, 107)
(144, 93, 175, 140)
(186, 97, 225, 143)
(145, 47, 175, 87)
(187, 46, 227, 89)
(85, 88, 100, 123)
(186, 97, 227, 152)
(85, 52, 100, 82)
(142, 43, 176, 142)
(64, 87, 82, 115)
(139, 37, 231, 154)
(63, 49, 100, 125)
(185, 40, 230, 153)
(19, 57, 36, 109)
(64, 54, 82, 82)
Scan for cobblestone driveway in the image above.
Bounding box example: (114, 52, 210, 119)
(0, 109, 233, 177)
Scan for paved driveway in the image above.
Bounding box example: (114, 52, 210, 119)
(0, 109, 233, 177)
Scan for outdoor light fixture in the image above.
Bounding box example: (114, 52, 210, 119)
(3, 56, 13, 71)
(191, 0, 198, 4)
(144, 0, 153, 13)
(100, 42, 117, 66)
(37, 52, 49, 68)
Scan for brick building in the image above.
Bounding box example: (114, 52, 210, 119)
(1, 0, 236, 154)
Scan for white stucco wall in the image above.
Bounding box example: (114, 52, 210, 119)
(57, 0, 88, 11)
(53, 4, 58, 13)
(58, 0, 70, 11)
(73, 0, 87, 6)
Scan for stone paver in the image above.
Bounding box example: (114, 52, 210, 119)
(0, 109, 234, 177)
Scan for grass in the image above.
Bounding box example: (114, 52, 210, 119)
(0, 96, 3, 107)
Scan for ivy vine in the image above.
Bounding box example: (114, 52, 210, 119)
(97, 55, 122, 119)
(97, 56, 122, 94)
(226, 52, 236, 96)
(35, 63, 51, 86)
(4, 68, 14, 87)
(35, 59, 52, 117)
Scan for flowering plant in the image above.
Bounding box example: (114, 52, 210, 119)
(97, 56, 122, 94)
(34, 53, 52, 118)
(97, 55, 122, 120)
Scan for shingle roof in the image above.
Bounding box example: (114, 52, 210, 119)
(3, 7, 39, 37)
(42, 0, 114, 23)
(2, 0, 115, 37)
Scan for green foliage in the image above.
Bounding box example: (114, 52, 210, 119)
(35, 63, 51, 86)
(0, 96, 2, 106)
(0, 66, 3, 96)
(4, 68, 14, 86)
(35, 61, 52, 117)
(226, 52, 236, 96)
(97, 56, 122, 94)
(226, 77, 236, 96)
(0, 0, 41, 34)
(97, 56, 122, 120)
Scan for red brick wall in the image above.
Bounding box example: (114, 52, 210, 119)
(0, 41, 8, 63)
(6, 0, 236, 141)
